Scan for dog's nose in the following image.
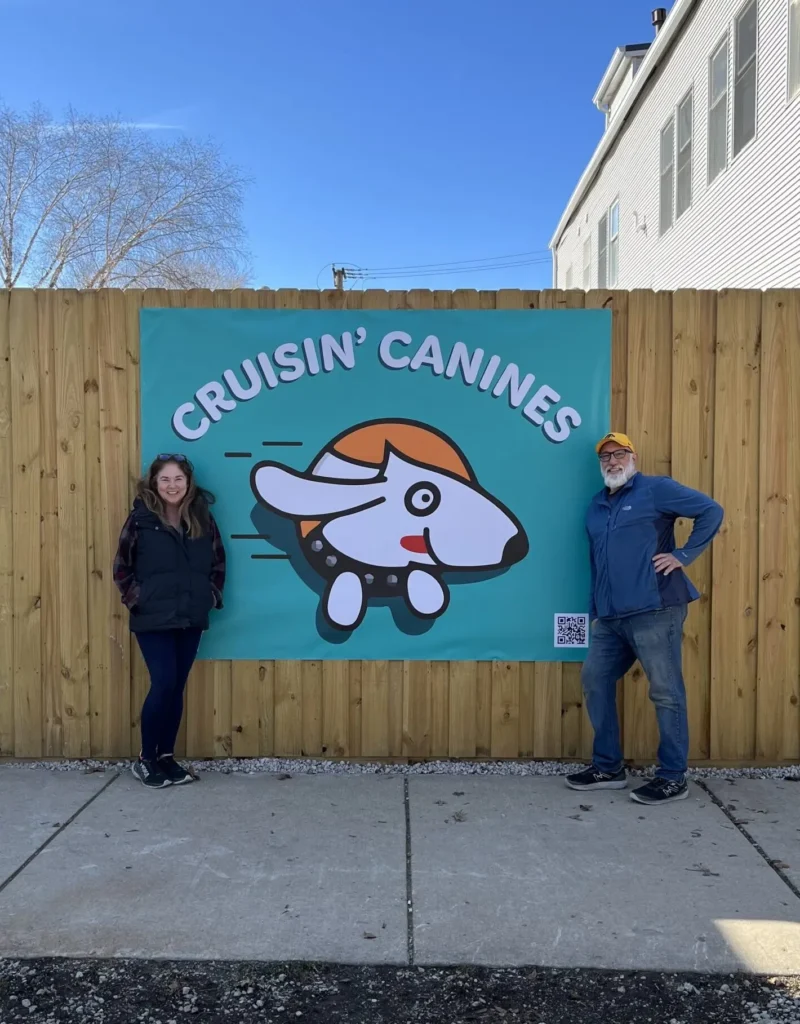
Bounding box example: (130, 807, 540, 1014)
(502, 531, 529, 565)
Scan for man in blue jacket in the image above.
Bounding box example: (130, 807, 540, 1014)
(566, 431, 724, 805)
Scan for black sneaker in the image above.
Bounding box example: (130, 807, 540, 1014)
(131, 758, 172, 789)
(158, 755, 194, 785)
(630, 777, 689, 805)
(565, 766, 628, 791)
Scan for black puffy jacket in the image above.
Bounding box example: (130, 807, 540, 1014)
(113, 497, 226, 633)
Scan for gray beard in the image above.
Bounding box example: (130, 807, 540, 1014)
(603, 464, 636, 491)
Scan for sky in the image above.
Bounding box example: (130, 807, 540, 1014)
(0, 0, 659, 291)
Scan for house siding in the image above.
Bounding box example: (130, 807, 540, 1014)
(554, 0, 800, 290)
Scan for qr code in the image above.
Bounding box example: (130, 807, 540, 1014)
(554, 613, 589, 648)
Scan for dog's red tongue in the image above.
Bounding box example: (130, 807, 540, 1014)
(401, 535, 428, 554)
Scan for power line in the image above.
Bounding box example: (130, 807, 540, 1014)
(344, 258, 551, 282)
(350, 249, 550, 274)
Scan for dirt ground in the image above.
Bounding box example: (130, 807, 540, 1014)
(1, 960, 800, 1024)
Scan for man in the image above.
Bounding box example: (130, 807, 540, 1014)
(566, 432, 724, 805)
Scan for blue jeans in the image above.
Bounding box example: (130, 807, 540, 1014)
(581, 605, 689, 782)
(136, 628, 203, 761)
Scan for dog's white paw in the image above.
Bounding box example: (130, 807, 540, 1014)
(325, 572, 366, 629)
(407, 570, 448, 617)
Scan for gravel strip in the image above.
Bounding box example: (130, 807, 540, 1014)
(2, 757, 798, 780)
(1, 961, 799, 1024)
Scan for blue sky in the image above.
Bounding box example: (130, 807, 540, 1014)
(1, 0, 656, 290)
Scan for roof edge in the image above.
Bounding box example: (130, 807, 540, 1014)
(592, 44, 651, 111)
(549, 0, 698, 251)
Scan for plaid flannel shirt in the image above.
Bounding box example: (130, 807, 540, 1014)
(113, 512, 226, 611)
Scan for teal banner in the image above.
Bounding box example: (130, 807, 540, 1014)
(140, 308, 610, 661)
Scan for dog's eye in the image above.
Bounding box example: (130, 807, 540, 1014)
(405, 482, 441, 517)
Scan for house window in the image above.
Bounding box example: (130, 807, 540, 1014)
(660, 117, 675, 235)
(608, 201, 619, 286)
(709, 38, 729, 182)
(790, 0, 800, 100)
(676, 90, 693, 218)
(565, 265, 573, 289)
(598, 213, 608, 287)
(733, 0, 757, 156)
(582, 237, 592, 290)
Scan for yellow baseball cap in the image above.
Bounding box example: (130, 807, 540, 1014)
(595, 431, 636, 454)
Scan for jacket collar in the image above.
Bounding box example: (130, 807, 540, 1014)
(594, 470, 641, 507)
(132, 497, 165, 527)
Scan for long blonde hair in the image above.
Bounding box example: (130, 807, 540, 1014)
(137, 455, 214, 538)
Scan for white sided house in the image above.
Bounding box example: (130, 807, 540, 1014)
(550, 0, 800, 290)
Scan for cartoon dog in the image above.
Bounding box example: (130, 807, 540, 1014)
(250, 419, 529, 631)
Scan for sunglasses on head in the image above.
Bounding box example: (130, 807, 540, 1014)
(156, 453, 187, 463)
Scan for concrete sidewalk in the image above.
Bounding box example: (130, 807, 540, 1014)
(0, 767, 798, 974)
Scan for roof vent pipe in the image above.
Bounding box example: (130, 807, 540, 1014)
(652, 8, 667, 34)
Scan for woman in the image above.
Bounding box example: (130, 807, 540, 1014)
(113, 455, 226, 789)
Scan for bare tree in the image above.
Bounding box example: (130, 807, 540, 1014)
(0, 104, 251, 289)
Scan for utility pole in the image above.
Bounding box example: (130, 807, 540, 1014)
(332, 266, 347, 291)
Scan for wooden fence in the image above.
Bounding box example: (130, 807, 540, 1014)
(0, 287, 798, 763)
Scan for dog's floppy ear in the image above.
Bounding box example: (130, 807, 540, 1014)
(251, 462, 385, 518)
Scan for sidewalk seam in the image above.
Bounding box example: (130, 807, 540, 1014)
(696, 779, 800, 901)
(0, 771, 120, 897)
(404, 777, 415, 965)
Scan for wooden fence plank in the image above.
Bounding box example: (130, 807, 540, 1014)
(186, 662, 215, 759)
(585, 290, 628, 759)
(492, 288, 524, 758)
(533, 662, 562, 759)
(490, 661, 519, 758)
(231, 662, 260, 757)
(128, 290, 155, 755)
(37, 292, 61, 756)
(221, 286, 264, 761)
(623, 290, 672, 762)
(361, 660, 390, 756)
(448, 662, 477, 757)
(269, 288, 304, 757)
(349, 659, 362, 757)
(302, 660, 323, 756)
(214, 660, 233, 757)
(403, 661, 431, 757)
(475, 662, 492, 757)
(84, 291, 103, 757)
(91, 291, 132, 755)
(0, 290, 12, 756)
(258, 660, 275, 756)
(323, 661, 349, 757)
(429, 661, 449, 756)
(274, 660, 303, 755)
(757, 292, 800, 760)
(542, 290, 586, 759)
(711, 290, 761, 761)
(672, 290, 716, 760)
(179, 289, 220, 759)
(562, 663, 586, 761)
(55, 291, 91, 757)
(449, 288, 485, 756)
(10, 290, 42, 756)
(387, 660, 404, 756)
(518, 661, 535, 758)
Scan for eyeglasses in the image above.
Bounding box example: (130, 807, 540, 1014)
(598, 449, 632, 463)
(156, 453, 187, 463)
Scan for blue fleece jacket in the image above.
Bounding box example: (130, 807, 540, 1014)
(586, 472, 724, 621)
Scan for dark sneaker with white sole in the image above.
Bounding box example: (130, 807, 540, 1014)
(565, 766, 628, 791)
(630, 778, 689, 805)
(131, 758, 172, 789)
(158, 755, 194, 785)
